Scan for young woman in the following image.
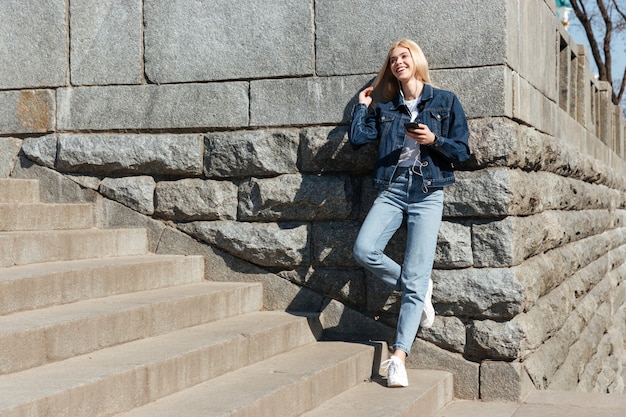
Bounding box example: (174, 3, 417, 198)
(350, 39, 470, 387)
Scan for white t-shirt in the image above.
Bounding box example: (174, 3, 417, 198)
(397, 97, 421, 167)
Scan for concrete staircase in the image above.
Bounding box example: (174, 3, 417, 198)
(0, 178, 454, 417)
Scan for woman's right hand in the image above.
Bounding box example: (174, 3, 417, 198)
(358, 86, 374, 107)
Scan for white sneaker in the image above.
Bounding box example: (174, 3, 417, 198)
(381, 356, 409, 387)
(420, 279, 435, 329)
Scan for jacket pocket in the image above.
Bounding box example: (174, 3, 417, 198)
(428, 110, 450, 136)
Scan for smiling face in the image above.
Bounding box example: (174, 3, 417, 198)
(389, 46, 416, 83)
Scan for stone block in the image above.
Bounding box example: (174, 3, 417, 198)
(409, 338, 480, 400)
(238, 174, 355, 221)
(22, 134, 57, 169)
(435, 221, 473, 268)
(299, 126, 377, 173)
(250, 75, 372, 126)
(204, 130, 299, 178)
(179, 221, 310, 268)
(11, 156, 97, 204)
(311, 222, 362, 267)
(57, 83, 249, 130)
(320, 299, 395, 344)
(466, 319, 524, 360)
(70, 0, 142, 85)
(99, 176, 156, 216)
(155, 179, 238, 221)
(278, 267, 367, 309)
(432, 66, 511, 119)
(315, 0, 507, 76)
(0, 90, 55, 135)
(472, 209, 616, 268)
(480, 360, 534, 402)
(56, 134, 204, 176)
(0, 138, 22, 177)
(0, 0, 67, 88)
(144, 0, 313, 83)
(418, 316, 467, 354)
(432, 268, 524, 320)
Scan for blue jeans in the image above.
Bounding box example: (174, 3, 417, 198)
(353, 167, 443, 355)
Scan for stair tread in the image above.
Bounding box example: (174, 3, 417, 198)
(117, 341, 375, 417)
(0, 281, 261, 335)
(0, 254, 202, 282)
(302, 370, 453, 417)
(0, 311, 314, 412)
(0, 254, 205, 316)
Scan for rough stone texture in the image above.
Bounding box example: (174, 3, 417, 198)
(310, 222, 361, 268)
(155, 179, 238, 221)
(472, 209, 618, 268)
(21, 135, 57, 169)
(204, 130, 299, 178)
(0, 90, 55, 135)
(56, 134, 204, 176)
(144, 0, 313, 83)
(250, 75, 372, 126)
(299, 126, 377, 173)
(315, 0, 506, 75)
(432, 268, 524, 320)
(70, 0, 142, 85)
(480, 361, 534, 402)
(238, 174, 355, 221)
(419, 316, 467, 354)
(179, 221, 310, 268)
(0, 138, 23, 177)
(0, 1, 67, 89)
(410, 338, 480, 400)
(57, 83, 249, 131)
(435, 221, 473, 268)
(99, 176, 156, 215)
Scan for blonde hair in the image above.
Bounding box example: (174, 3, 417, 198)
(370, 39, 431, 105)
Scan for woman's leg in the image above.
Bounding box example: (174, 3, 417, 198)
(353, 191, 404, 291)
(392, 188, 443, 356)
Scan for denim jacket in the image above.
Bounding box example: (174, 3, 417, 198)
(350, 84, 470, 190)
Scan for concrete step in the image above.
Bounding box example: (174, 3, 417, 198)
(301, 370, 453, 417)
(0, 281, 263, 375)
(0, 228, 148, 267)
(0, 179, 39, 203)
(435, 390, 626, 417)
(116, 341, 376, 417)
(0, 202, 93, 231)
(0, 311, 319, 417)
(0, 255, 205, 315)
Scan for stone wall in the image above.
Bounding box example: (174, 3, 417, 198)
(1, 0, 625, 401)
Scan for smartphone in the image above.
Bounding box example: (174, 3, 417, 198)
(404, 122, 421, 130)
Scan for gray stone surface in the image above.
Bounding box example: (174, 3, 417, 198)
(299, 126, 377, 173)
(432, 268, 524, 320)
(0, 138, 23, 177)
(419, 316, 467, 354)
(480, 361, 533, 402)
(410, 338, 480, 400)
(56, 134, 204, 176)
(144, 0, 313, 83)
(22, 135, 57, 169)
(251, 75, 371, 126)
(99, 176, 156, 215)
(311, 222, 362, 267)
(179, 221, 310, 268)
(57, 83, 249, 130)
(0, 90, 55, 135)
(70, 0, 142, 85)
(238, 174, 355, 221)
(155, 179, 238, 221)
(204, 130, 299, 178)
(315, 0, 507, 76)
(435, 221, 473, 268)
(0, 0, 67, 88)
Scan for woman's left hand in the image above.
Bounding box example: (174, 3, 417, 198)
(406, 124, 436, 145)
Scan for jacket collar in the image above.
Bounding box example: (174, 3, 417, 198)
(391, 83, 434, 111)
